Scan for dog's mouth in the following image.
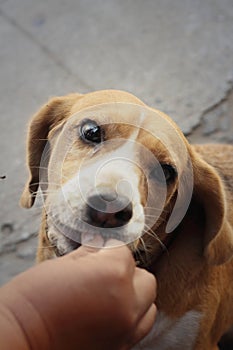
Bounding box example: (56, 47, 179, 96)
(49, 217, 169, 270)
(47, 191, 146, 257)
(51, 219, 133, 256)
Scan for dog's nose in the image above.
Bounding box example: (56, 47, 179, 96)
(86, 193, 133, 228)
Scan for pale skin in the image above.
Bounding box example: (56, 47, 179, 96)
(0, 237, 156, 350)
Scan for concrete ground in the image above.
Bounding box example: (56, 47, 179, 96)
(0, 0, 233, 285)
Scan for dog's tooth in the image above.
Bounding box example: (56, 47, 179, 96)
(81, 232, 105, 247)
(81, 232, 95, 245)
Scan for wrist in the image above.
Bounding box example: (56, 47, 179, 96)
(0, 301, 29, 350)
(0, 281, 51, 350)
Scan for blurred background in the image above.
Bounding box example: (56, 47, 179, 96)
(0, 0, 232, 285)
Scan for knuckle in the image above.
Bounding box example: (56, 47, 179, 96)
(140, 268, 157, 288)
(115, 264, 130, 281)
(148, 271, 157, 289)
(115, 307, 137, 334)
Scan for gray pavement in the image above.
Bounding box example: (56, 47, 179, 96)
(0, 0, 233, 285)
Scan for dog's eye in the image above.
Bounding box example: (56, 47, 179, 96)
(162, 164, 177, 183)
(150, 163, 177, 184)
(79, 119, 103, 144)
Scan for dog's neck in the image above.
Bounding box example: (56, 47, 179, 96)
(135, 194, 179, 269)
(135, 219, 178, 270)
(148, 198, 207, 315)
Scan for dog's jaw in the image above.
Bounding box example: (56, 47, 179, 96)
(47, 226, 80, 257)
(45, 190, 145, 255)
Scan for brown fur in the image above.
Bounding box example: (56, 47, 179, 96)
(20, 90, 233, 349)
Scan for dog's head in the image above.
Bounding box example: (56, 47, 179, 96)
(20, 90, 233, 266)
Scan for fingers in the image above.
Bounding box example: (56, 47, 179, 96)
(66, 235, 106, 260)
(101, 239, 136, 275)
(67, 237, 134, 264)
(130, 303, 157, 347)
(128, 267, 156, 347)
(104, 239, 126, 247)
(133, 267, 157, 318)
(49, 237, 157, 349)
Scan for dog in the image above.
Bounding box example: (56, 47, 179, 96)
(20, 90, 233, 349)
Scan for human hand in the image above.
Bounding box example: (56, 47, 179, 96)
(0, 238, 156, 350)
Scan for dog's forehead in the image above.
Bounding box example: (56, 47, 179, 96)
(70, 90, 145, 114)
(49, 101, 189, 172)
(73, 103, 187, 160)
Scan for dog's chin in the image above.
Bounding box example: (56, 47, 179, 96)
(51, 228, 157, 270)
(49, 219, 141, 257)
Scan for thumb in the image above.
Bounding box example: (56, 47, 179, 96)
(65, 236, 126, 261)
(65, 234, 105, 260)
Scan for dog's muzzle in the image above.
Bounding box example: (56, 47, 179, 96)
(85, 192, 133, 228)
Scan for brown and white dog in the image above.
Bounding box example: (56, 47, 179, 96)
(20, 90, 233, 350)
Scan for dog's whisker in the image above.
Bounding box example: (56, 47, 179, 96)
(139, 236, 150, 261)
(144, 207, 170, 215)
(41, 148, 51, 162)
(37, 244, 57, 250)
(144, 214, 162, 224)
(144, 214, 161, 218)
(60, 174, 81, 181)
(143, 224, 168, 253)
(144, 206, 164, 210)
(33, 190, 56, 196)
(34, 138, 49, 141)
(33, 190, 59, 197)
(30, 181, 62, 187)
(133, 238, 149, 267)
(30, 166, 49, 170)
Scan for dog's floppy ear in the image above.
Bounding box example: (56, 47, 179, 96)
(192, 152, 233, 265)
(20, 93, 83, 208)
